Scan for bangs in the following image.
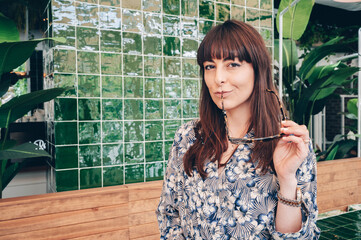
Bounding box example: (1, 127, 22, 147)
(197, 22, 251, 67)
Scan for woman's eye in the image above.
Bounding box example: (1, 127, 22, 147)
(229, 62, 241, 68)
(204, 65, 215, 70)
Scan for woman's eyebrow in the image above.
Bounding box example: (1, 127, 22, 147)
(223, 56, 237, 61)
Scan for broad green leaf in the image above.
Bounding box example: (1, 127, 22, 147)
(0, 13, 19, 43)
(325, 145, 338, 161)
(0, 37, 66, 76)
(276, 0, 315, 40)
(335, 140, 357, 159)
(0, 139, 17, 150)
(0, 142, 50, 160)
(299, 37, 345, 79)
(347, 98, 358, 117)
(274, 39, 299, 67)
(306, 62, 342, 84)
(0, 88, 66, 128)
(2, 161, 26, 190)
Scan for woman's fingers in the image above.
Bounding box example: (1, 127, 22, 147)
(281, 120, 309, 140)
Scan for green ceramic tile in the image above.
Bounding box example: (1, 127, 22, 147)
(125, 164, 144, 183)
(122, 0, 141, 10)
(103, 166, 124, 186)
(246, 8, 260, 27)
(145, 100, 163, 119)
(53, 74, 76, 96)
(102, 76, 122, 98)
(79, 122, 101, 144)
(99, 6, 121, 29)
(79, 145, 101, 167)
(183, 99, 199, 118)
(146, 162, 164, 181)
(182, 39, 198, 57)
(54, 98, 77, 121)
(260, 10, 272, 28)
(143, 36, 162, 55)
(53, 49, 76, 73)
(123, 32, 142, 54)
(260, 0, 272, 11)
(102, 121, 123, 143)
(340, 210, 361, 221)
(124, 99, 143, 120)
(145, 78, 162, 98)
(80, 168, 102, 189)
(78, 75, 100, 97)
(77, 51, 99, 74)
(163, 37, 181, 56)
(144, 56, 162, 77)
(101, 53, 122, 75)
(144, 13, 162, 34)
(181, 18, 198, 38)
(199, 0, 214, 20)
(78, 99, 100, 120)
(102, 99, 123, 120)
(199, 20, 214, 38)
(56, 170, 78, 191)
(99, 0, 120, 7)
(124, 77, 143, 98)
(216, 3, 230, 21)
(163, 15, 180, 36)
(145, 121, 163, 141)
(55, 146, 78, 169)
(123, 55, 143, 76)
(182, 58, 198, 78)
(125, 143, 144, 163)
(163, 0, 180, 15)
(164, 99, 181, 119)
(122, 9, 143, 32)
(164, 120, 181, 139)
(164, 58, 181, 77)
(100, 30, 122, 52)
(103, 144, 123, 165)
(124, 121, 144, 142)
(76, 2, 98, 27)
(143, 0, 161, 12)
(328, 227, 359, 239)
(53, 24, 75, 47)
(76, 27, 99, 51)
(231, 5, 245, 22)
(55, 122, 78, 145)
(231, 0, 245, 5)
(165, 78, 181, 98)
(183, 79, 199, 98)
(260, 28, 272, 46)
(164, 140, 173, 158)
(145, 142, 163, 162)
(52, 0, 76, 25)
(182, 0, 198, 17)
(246, 0, 258, 8)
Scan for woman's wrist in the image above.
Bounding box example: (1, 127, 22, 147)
(278, 176, 298, 199)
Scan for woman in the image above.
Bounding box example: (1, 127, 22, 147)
(157, 20, 320, 239)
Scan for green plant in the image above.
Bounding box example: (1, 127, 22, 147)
(275, 0, 359, 128)
(0, 12, 66, 198)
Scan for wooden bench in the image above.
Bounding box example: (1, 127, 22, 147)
(0, 158, 360, 239)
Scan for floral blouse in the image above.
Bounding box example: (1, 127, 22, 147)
(156, 120, 321, 239)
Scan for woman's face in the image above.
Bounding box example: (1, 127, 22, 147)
(203, 57, 255, 115)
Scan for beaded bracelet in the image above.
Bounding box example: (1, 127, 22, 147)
(277, 187, 302, 207)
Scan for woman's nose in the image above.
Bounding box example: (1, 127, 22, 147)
(215, 68, 226, 85)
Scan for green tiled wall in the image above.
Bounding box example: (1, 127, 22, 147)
(44, 0, 273, 192)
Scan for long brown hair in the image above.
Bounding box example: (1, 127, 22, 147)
(183, 20, 283, 178)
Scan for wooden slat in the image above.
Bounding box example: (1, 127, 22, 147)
(128, 181, 163, 202)
(129, 222, 159, 239)
(129, 211, 158, 226)
(0, 204, 128, 236)
(133, 234, 160, 240)
(129, 198, 159, 214)
(0, 217, 128, 240)
(71, 229, 130, 240)
(0, 186, 129, 221)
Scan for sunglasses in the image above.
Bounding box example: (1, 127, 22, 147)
(222, 89, 286, 144)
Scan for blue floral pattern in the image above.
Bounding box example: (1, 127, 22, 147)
(157, 120, 321, 239)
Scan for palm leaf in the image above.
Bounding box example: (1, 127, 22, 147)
(0, 142, 50, 160)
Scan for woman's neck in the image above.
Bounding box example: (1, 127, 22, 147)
(225, 104, 251, 138)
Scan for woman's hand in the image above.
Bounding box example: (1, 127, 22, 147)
(273, 120, 310, 183)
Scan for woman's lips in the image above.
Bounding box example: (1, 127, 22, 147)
(215, 91, 232, 98)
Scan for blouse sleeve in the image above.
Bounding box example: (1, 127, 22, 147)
(269, 142, 321, 240)
(156, 126, 187, 240)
